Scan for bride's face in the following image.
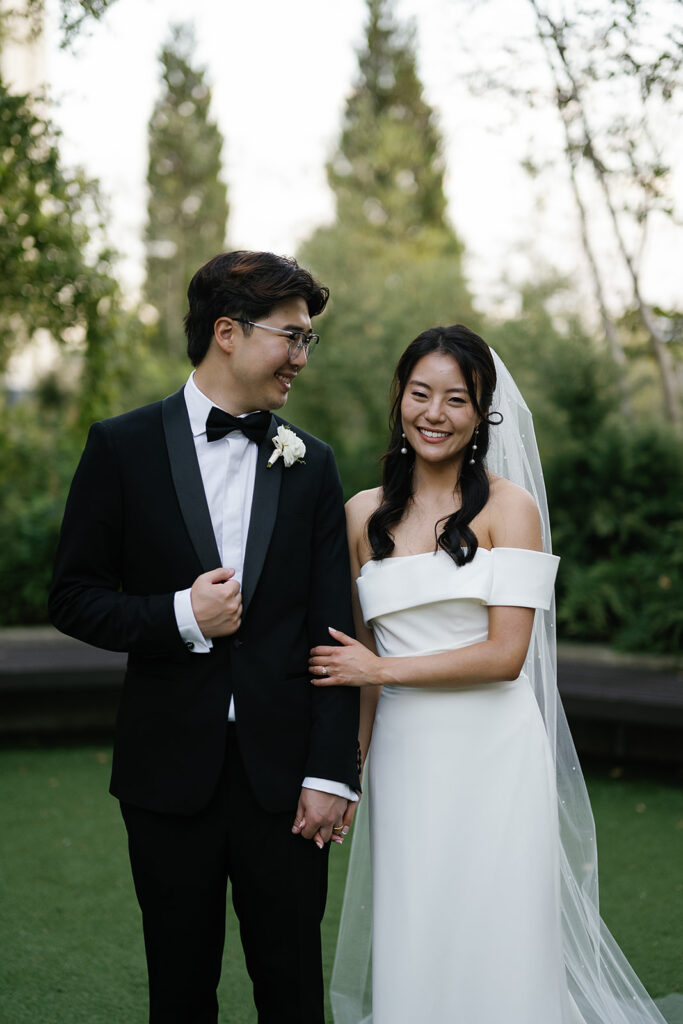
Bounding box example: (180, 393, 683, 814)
(400, 351, 480, 465)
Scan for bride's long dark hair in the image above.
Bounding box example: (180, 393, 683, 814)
(368, 325, 500, 567)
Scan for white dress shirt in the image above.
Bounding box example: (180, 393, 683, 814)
(173, 373, 357, 802)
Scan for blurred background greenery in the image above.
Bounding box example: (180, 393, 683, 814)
(1, 0, 682, 654)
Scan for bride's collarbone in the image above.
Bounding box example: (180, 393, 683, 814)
(388, 528, 490, 559)
(387, 505, 493, 557)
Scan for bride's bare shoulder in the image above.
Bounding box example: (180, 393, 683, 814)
(486, 474, 542, 549)
(345, 487, 383, 529)
(346, 488, 382, 567)
(487, 473, 538, 511)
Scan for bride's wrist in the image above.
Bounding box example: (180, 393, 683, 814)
(375, 658, 396, 686)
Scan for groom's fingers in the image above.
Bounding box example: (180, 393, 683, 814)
(296, 791, 347, 846)
(207, 566, 236, 583)
(291, 796, 306, 835)
(191, 568, 243, 638)
(316, 825, 333, 847)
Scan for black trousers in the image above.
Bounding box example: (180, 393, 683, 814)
(120, 726, 330, 1023)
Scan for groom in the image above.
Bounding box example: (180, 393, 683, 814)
(49, 250, 360, 1023)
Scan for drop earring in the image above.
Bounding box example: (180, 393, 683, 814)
(400, 432, 408, 455)
(468, 426, 479, 465)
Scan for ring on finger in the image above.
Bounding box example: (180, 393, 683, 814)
(332, 825, 344, 833)
(321, 666, 328, 677)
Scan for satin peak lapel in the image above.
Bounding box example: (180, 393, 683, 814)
(162, 388, 221, 572)
(241, 415, 282, 615)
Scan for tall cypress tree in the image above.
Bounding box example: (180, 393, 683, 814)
(144, 23, 228, 355)
(329, 0, 453, 248)
(289, 0, 474, 494)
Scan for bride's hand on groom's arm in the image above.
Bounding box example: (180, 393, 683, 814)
(309, 628, 382, 687)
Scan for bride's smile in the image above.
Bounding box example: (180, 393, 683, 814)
(400, 350, 480, 464)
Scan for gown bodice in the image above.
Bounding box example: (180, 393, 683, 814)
(357, 547, 559, 659)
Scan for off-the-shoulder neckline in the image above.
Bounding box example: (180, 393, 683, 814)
(358, 546, 553, 576)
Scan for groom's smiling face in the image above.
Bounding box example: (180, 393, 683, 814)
(220, 297, 312, 414)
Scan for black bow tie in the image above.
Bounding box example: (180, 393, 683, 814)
(205, 407, 271, 445)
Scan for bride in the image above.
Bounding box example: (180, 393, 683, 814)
(310, 325, 669, 1024)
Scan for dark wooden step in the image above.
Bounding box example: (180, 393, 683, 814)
(1, 628, 681, 763)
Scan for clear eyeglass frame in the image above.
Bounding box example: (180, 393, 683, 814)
(233, 318, 319, 361)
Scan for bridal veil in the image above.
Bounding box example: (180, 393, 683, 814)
(330, 350, 670, 1024)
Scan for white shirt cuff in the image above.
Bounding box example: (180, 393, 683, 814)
(302, 777, 359, 802)
(174, 588, 213, 654)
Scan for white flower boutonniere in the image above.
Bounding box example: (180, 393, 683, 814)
(267, 425, 306, 469)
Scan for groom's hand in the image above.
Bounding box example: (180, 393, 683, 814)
(191, 567, 243, 638)
(292, 790, 348, 849)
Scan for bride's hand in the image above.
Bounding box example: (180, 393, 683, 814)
(310, 627, 382, 687)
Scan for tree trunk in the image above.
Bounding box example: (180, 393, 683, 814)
(566, 131, 632, 416)
(529, 0, 681, 423)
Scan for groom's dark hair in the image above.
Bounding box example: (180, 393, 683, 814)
(184, 250, 330, 365)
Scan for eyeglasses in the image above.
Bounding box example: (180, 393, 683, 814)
(234, 319, 319, 361)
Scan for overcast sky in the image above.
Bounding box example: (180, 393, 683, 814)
(40, 0, 683, 317)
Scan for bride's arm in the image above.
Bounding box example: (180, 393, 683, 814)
(319, 495, 381, 839)
(346, 493, 381, 769)
(311, 484, 543, 690)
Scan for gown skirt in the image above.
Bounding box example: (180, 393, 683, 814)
(356, 547, 578, 1023)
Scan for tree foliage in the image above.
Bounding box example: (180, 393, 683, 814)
(144, 23, 228, 359)
(0, 400, 82, 625)
(1, 0, 680, 656)
(461, 0, 682, 422)
(289, 0, 474, 495)
(526, 0, 682, 422)
(329, 0, 453, 248)
(0, 74, 136, 423)
(2, 0, 120, 46)
(488, 290, 683, 655)
(0, 19, 156, 628)
(543, 366, 683, 654)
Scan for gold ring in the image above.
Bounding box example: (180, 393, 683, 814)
(332, 825, 344, 832)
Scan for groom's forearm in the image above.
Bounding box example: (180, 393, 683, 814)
(49, 579, 182, 654)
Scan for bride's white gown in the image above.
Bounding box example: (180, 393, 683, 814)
(356, 545, 580, 1024)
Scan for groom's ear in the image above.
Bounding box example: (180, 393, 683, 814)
(213, 316, 237, 355)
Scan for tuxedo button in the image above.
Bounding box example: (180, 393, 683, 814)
(185, 641, 195, 651)
(233, 638, 244, 649)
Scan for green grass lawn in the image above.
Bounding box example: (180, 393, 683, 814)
(0, 745, 681, 1023)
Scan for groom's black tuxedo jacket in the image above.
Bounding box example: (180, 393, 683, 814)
(49, 388, 360, 815)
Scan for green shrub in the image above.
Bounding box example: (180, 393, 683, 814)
(0, 401, 83, 625)
(546, 420, 683, 654)
(2, 323, 681, 655)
